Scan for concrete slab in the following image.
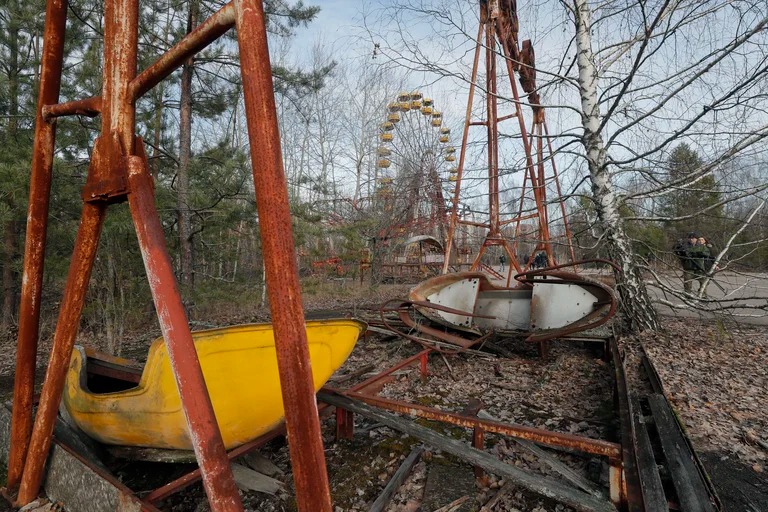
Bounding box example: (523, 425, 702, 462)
(0, 406, 152, 512)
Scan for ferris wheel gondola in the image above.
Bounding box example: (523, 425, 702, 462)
(410, 92, 423, 110)
(397, 92, 412, 111)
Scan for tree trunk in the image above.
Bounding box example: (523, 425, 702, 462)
(177, 0, 198, 288)
(2, 221, 16, 326)
(573, 0, 660, 333)
(2, 15, 20, 327)
(151, 81, 164, 178)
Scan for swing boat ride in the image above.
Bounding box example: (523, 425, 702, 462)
(1, 0, 721, 511)
(62, 320, 365, 451)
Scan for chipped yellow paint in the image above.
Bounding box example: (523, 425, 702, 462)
(63, 319, 365, 450)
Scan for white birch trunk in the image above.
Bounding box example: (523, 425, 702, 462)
(573, 0, 661, 332)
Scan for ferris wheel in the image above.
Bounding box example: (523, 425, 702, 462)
(373, 91, 457, 241)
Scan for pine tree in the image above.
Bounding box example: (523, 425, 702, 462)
(659, 143, 723, 239)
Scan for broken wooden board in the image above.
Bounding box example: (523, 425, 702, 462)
(230, 463, 284, 495)
(370, 446, 423, 512)
(236, 451, 284, 478)
(647, 394, 717, 512)
(477, 410, 604, 497)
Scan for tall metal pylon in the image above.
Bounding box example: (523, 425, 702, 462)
(442, 0, 575, 283)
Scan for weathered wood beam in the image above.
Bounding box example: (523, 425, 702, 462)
(369, 446, 424, 512)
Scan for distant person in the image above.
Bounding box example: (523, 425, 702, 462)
(533, 252, 547, 270)
(695, 236, 718, 297)
(499, 254, 506, 271)
(674, 232, 711, 296)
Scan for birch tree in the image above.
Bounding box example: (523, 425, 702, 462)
(569, 0, 661, 330)
(562, 0, 768, 330)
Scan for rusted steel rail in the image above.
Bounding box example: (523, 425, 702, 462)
(128, 2, 236, 100)
(5, 315, 719, 512)
(340, 390, 621, 458)
(319, 327, 629, 508)
(42, 97, 102, 120)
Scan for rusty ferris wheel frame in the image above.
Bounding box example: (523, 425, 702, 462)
(442, 0, 576, 284)
(6, 0, 334, 511)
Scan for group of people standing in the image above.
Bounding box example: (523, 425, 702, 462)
(497, 252, 547, 272)
(674, 232, 717, 297)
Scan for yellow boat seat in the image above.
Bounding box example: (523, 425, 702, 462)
(63, 319, 365, 451)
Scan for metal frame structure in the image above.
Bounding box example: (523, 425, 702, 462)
(7, 1, 332, 510)
(442, 0, 575, 283)
(323, 340, 625, 509)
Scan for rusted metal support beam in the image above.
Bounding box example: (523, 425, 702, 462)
(499, 212, 538, 225)
(335, 408, 354, 440)
(344, 391, 621, 458)
(348, 350, 430, 395)
(126, 152, 242, 511)
(42, 97, 102, 120)
(17, 203, 106, 505)
(442, 20, 483, 275)
(129, 2, 235, 100)
(608, 457, 623, 507)
(473, 426, 485, 478)
(7, 0, 69, 491)
(233, 0, 332, 510)
(496, 112, 518, 122)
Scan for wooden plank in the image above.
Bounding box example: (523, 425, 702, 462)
(477, 410, 603, 497)
(369, 446, 424, 512)
(237, 450, 284, 478)
(318, 391, 616, 512)
(1, 406, 158, 512)
(479, 481, 513, 511)
(629, 395, 667, 510)
(646, 394, 716, 512)
(230, 463, 284, 495)
(610, 338, 645, 512)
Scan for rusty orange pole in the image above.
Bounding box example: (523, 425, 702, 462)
(17, 203, 106, 505)
(486, 16, 499, 239)
(233, 0, 333, 510)
(7, 0, 68, 490)
(543, 120, 578, 264)
(126, 151, 243, 511)
(442, 20, 483, 275)
(117, 0, 241, 503)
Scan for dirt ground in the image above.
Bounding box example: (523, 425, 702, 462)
(0, 282, 766, 511)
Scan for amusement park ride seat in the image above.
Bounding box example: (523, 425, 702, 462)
(408, 262, 616, 344)
(62, 319, 366, 451)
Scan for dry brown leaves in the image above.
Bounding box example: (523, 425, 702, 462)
(635, 318, 768, 468)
